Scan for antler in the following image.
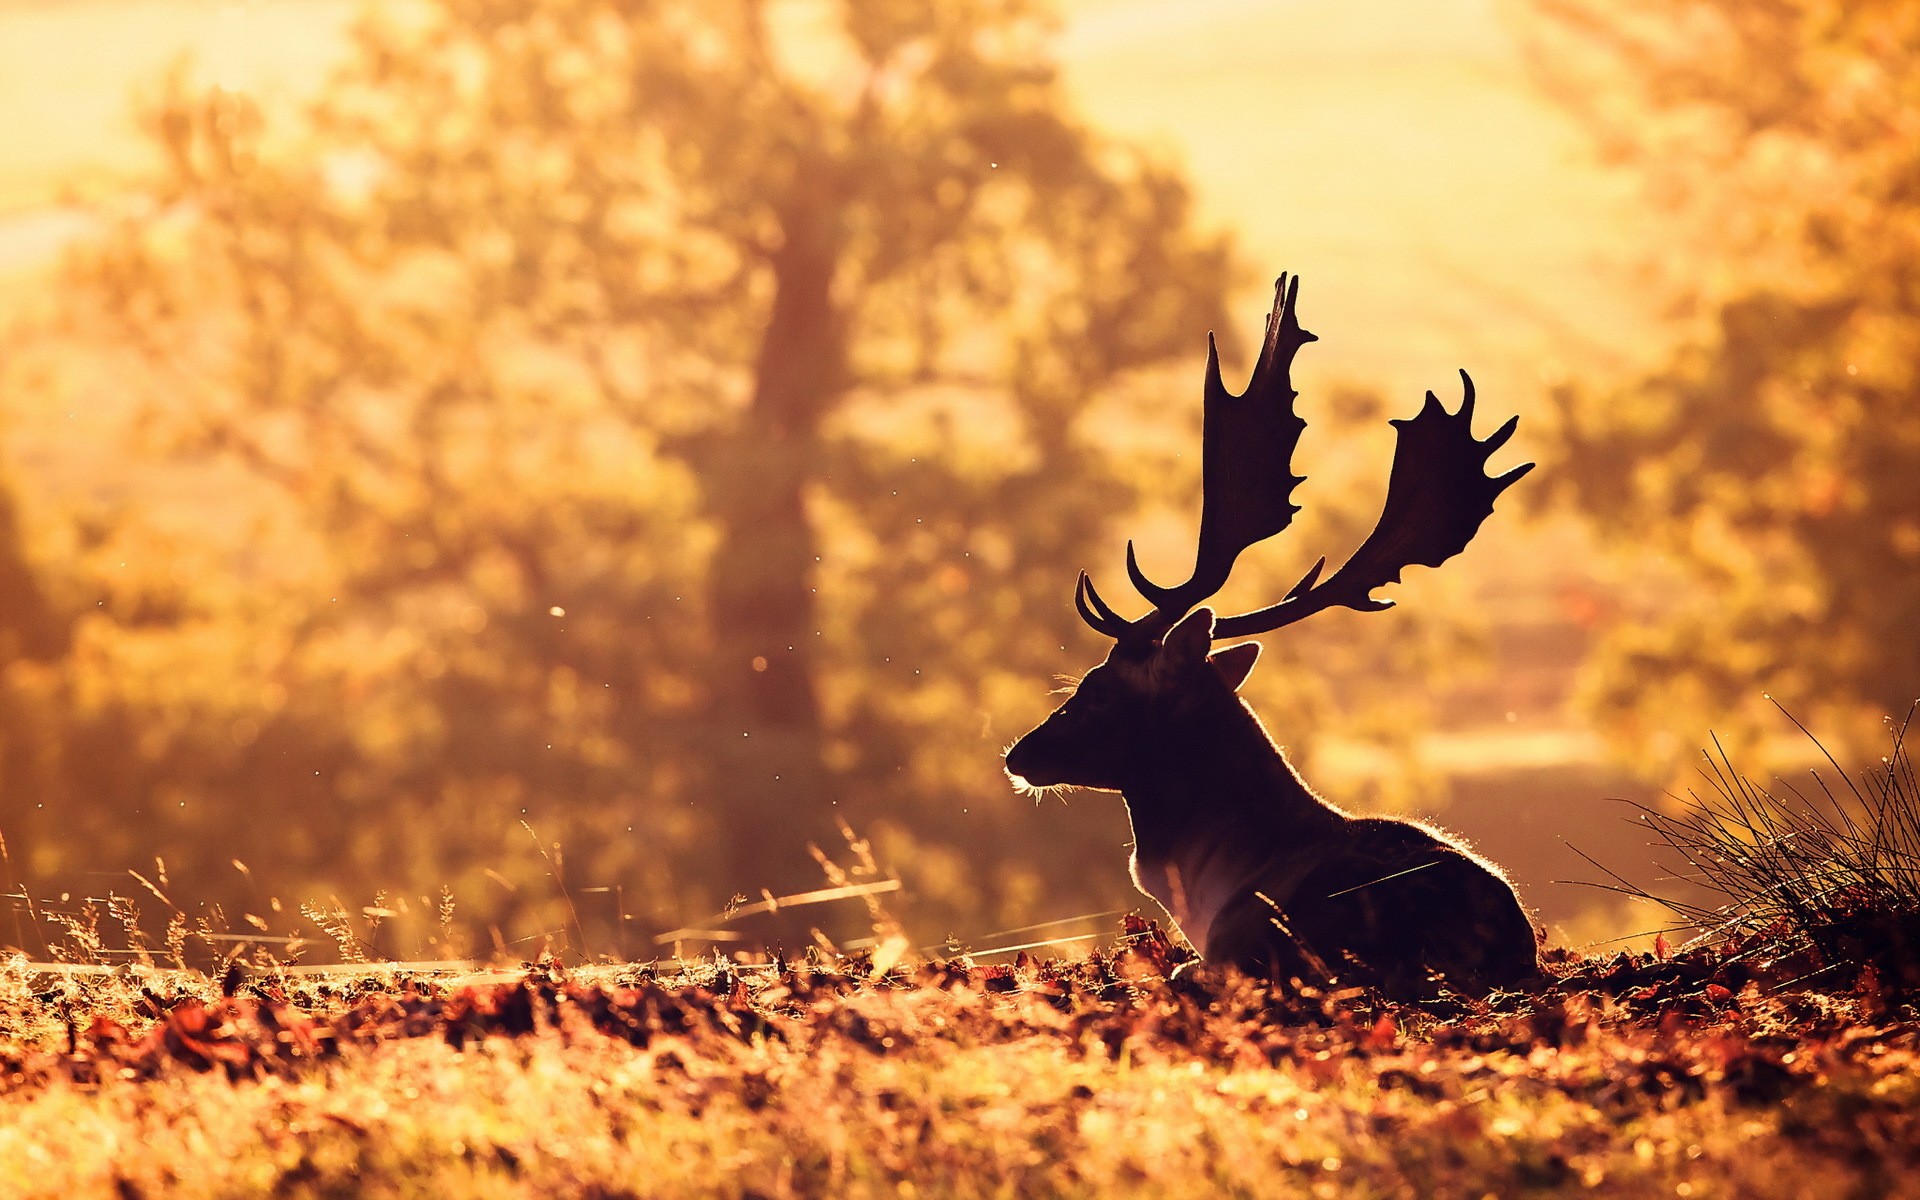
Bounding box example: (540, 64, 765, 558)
(1075, 274, 1533, 646)
(1079, 274, 1315, 643)
(1212, 372, 1533, 638)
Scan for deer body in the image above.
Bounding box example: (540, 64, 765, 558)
(1008, 612, 1540, 996)
(1006, 274, 1542, 997)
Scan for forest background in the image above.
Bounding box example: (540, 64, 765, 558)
(0, 0, 1909, 962)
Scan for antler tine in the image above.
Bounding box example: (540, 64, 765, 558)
(1096, 274, 1315, 641)
(1214, 370, 1533, 640)
(1283, 555, 1327, 601)
(1074, 571, 1131, 639)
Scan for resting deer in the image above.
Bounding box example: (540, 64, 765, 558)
(1005, 275, 1542, 998)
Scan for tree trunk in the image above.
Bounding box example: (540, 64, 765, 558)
(703, 164, 846, 907)
(0, 486, 66, 663)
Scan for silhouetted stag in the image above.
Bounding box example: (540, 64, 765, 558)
(1005, 275, 1542, 998)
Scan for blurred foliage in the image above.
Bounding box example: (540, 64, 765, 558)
(1522, 0, 1920, 767)
(0, 0, 1485, 955)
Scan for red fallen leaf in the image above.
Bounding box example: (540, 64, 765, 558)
(199, 1038, 256, 1069)
(980, 965, 1020, 993)
(441, 986, 484, 1021)
(169, 1002, 214, 1037)
(1653, 933, 1671, 961)
(264, 1007, 327, 1057)
(1704, 983, 1733, 1003)
(156, 1003, 257, 1072)
(161, 1030, 215, 1070)
(1363, 1013, 1398, 1052)
(1110, 948, 1162, 983)
(86, 1016, 129, 1048)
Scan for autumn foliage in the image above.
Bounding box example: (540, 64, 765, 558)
(2, 919, 1917, 1198)
(1522, 0, 1920, 765)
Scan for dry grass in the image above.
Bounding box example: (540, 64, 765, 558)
(1587, 705, 1920, 990)
(0, 920, 1915, 1200)
(5, 722, 1919, 1199)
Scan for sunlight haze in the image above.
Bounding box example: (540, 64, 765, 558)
(0, 0, 1691, 950)
(0, 0, 1654, 400)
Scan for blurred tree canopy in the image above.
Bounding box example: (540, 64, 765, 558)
(1523, 0, 1920, 763)
(0, 0, 1493, 958)
(0, 0, 1243, 951)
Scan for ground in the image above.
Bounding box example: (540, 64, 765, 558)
(0, 923, 1915, 1199)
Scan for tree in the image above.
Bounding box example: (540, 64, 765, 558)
(1521, 0, 1920, 763)
(7, 0, 1236, 941)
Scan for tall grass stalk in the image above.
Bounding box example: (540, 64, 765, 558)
(1626, 702, 1919, 974)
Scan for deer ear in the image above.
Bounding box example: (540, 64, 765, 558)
(1161, 606, 1216, 672)
(1208, 641, 1261, 691)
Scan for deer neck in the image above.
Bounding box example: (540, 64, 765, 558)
(1123, 692, 1341, 845)
(1118, 693, 1346, 949)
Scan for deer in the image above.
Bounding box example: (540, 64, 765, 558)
(1004, 274, 1543, 999)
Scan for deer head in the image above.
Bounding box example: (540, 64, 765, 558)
(1004, 274, 1533, 793)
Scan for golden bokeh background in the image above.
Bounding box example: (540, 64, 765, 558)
(0, 0, 1907, 963)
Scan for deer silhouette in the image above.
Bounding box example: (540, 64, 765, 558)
(1005, 275, 1542, 998)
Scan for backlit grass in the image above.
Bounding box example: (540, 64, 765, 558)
(0, 923, 1914, 1199)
